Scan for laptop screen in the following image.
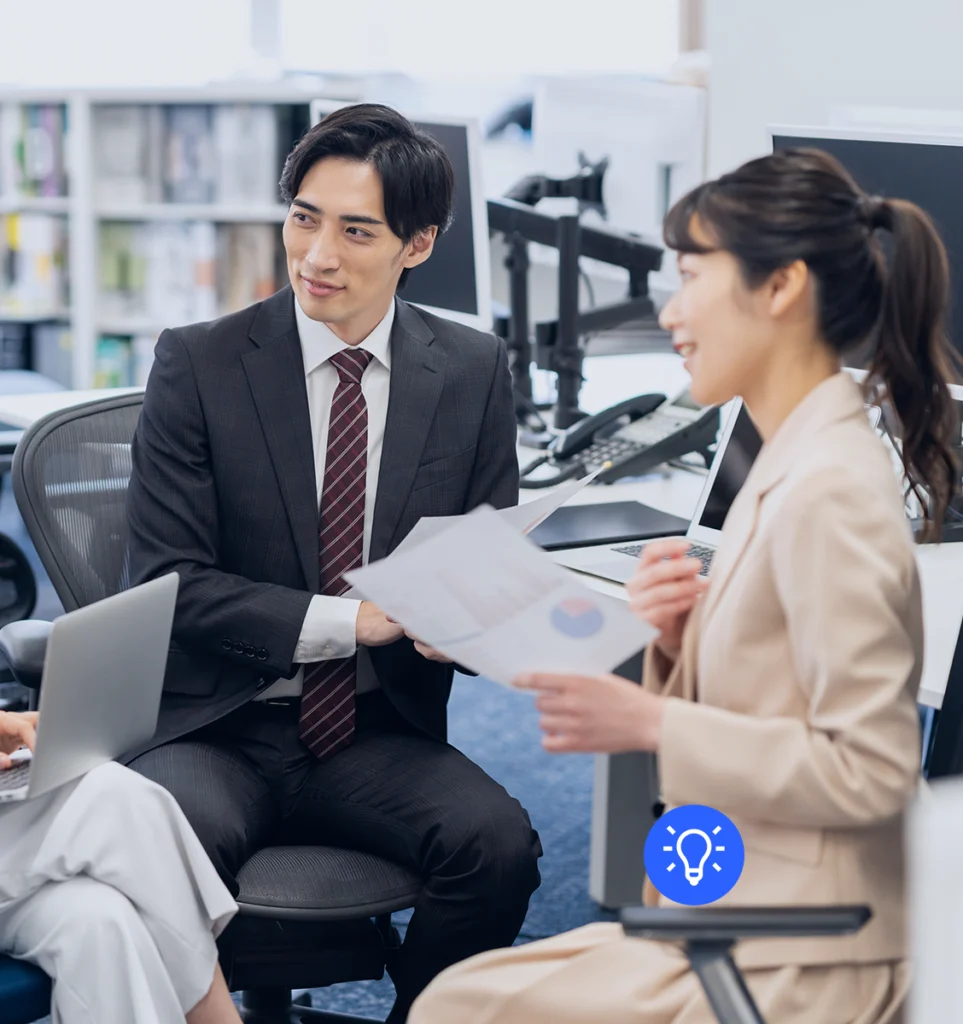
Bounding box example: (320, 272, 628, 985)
(697, 405, 763, 532)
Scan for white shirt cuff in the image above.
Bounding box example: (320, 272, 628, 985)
(295, 595, 360, 662)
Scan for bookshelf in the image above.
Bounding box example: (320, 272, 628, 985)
(0, 82, 353, 389)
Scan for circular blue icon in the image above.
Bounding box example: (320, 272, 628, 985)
(550, 597, 604, 638)
(644, 805, 745, 906)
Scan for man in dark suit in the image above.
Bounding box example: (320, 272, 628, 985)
(126, 103, 542, 1022)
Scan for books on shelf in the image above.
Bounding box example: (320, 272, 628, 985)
(0, 104, 68, 199)
(0, 212, 69, 315)
(93, 332, 158, 388)
(98, 220, 282, 327)
(93, 103, 290, 208)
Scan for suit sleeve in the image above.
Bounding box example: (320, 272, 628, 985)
(463, 339, 519, 513)
(656, 470, 922, 828)
(127, 328, 313, 679)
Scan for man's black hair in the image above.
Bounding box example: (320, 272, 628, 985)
(280, 103, 454, 288)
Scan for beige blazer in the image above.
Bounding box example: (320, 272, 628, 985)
(643, 372, 923, 971)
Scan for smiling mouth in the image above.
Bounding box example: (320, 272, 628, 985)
(674, 342, 696, 359)
(302, 276, 344, 297)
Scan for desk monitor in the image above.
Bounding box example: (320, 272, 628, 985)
(310, 100, 492, 332)
(770, 126, 963, 358)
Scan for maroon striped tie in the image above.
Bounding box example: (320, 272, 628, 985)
(298, 347, 374, 760)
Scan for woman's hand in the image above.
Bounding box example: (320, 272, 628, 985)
(625, 537, 708, 659)
(514, 672, 665, 754)
(0, 711, 37, 769)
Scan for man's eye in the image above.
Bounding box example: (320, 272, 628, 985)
(347, 227, 371, 238)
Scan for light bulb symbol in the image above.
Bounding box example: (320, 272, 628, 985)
(677, 829, 712, 885)
(662, 823, 727, 886)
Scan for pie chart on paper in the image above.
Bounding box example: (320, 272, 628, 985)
(550, 597, 604, 638)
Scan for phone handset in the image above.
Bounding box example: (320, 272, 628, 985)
(551, 393, 666, 460)
(519, 392, 667, 489)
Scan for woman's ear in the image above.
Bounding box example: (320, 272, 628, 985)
(767, 260, 810, 319)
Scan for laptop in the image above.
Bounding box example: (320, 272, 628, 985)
(0, 572, 178, 804)
(552, 401, 763, 584)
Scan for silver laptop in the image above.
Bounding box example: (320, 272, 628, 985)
(552, 401, 762, 584)
(0, 573, 178, 803)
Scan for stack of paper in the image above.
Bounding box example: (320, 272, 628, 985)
(346, 506, 654, 687)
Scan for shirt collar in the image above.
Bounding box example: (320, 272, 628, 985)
(295, 296, 395, 377)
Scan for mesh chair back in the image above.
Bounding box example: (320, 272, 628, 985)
(11, 394, 144, 612)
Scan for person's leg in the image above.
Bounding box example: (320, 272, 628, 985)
(283, 693, 543, 1023)
(187, 964, 241, 1024)
(0, 876, 241, 1024)
(129, 729, 275, 895)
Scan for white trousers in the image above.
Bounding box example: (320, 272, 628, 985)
(0, 762, 238, 1024)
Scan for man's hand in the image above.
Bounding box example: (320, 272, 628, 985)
(404, 630, 453, 664)
(0, 711, 37, 770)
(356, 602, 405, 647)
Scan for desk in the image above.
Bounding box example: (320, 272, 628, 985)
(0, 388, 143, 429)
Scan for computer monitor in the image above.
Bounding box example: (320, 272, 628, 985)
(770, 126, 963, 357)
(309, 100, 492, 331)
(531, 77, 707, 241)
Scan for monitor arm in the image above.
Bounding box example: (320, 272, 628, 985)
(489, 173, 663, 431)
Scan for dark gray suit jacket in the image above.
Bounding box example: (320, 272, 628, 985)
(125, 287, 518, 760)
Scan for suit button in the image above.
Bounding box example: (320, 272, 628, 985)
(233, 642, 244, 654)
(256, 649, 267, 661)
(244, 645, 255, 658)
(221, 638, 233, 651)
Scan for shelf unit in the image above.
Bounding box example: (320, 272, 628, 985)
(0, 82, 354, 388)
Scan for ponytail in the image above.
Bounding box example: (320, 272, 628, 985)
(867, 198, 959, 536)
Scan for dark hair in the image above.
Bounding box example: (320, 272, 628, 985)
(664, 147, 959, 535)
(279, 103, 454, 288)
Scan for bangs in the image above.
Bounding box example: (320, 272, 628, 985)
(663, 182, 721, 255)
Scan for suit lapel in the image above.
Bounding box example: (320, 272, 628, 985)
(242, 287, 320, 592)
(370, 301, 447, 561)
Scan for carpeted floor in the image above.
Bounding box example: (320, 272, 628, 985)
(0, 475, 613, 1021)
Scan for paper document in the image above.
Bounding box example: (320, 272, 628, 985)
(345, 506, 654, 686)
(388, 469, 602, 560)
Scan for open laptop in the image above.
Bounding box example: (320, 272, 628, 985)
(552, 401, 763, 584)
(0, 572, 178, 803)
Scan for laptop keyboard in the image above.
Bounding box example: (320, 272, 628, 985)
(612, 541, 716, 577)
(0, 762, 30, 792)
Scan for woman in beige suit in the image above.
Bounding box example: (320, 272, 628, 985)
(410, 148, 959, 1023)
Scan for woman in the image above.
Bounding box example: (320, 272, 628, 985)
(0, 709, 242, 1024)
(410, 148, 957, 1023)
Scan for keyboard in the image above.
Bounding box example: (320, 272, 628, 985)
(0, 761, 30, 792)
(613, 541, 716, 577)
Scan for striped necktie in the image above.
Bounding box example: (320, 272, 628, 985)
(298, 346, 374, 760)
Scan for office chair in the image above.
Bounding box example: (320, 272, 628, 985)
(620, 906, 871, 1024)
(0, 393, 422, 1024)
(0, 956, 51, 1024)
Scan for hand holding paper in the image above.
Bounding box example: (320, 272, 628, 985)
(345, 506, 654, 686)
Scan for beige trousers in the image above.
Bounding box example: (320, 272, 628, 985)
(410, 922, 909, 1024)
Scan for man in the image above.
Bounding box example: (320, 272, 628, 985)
(125, 103, 542, 1022)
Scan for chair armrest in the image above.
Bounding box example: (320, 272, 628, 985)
(0, 620, 52, 690)
(620, 905, 871, 943)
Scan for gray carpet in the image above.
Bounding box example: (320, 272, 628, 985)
(0, 475, 612, 1021)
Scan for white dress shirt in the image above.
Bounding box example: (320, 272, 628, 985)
(256, 297, 394, 700)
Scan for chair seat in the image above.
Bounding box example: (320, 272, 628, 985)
(0, 954, 51, 1024)
(236, 846, 423, 921)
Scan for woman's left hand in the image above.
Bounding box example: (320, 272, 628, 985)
(513, 672, 665, 754)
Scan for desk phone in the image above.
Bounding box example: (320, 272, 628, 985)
(520, 388, 721, 488)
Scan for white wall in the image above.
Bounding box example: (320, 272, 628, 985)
(705, 0, 963, 175)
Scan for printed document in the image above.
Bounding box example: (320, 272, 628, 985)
(345, 506, 654, 686)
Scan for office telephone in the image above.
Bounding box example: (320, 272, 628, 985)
(519, 388, 721, 489)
